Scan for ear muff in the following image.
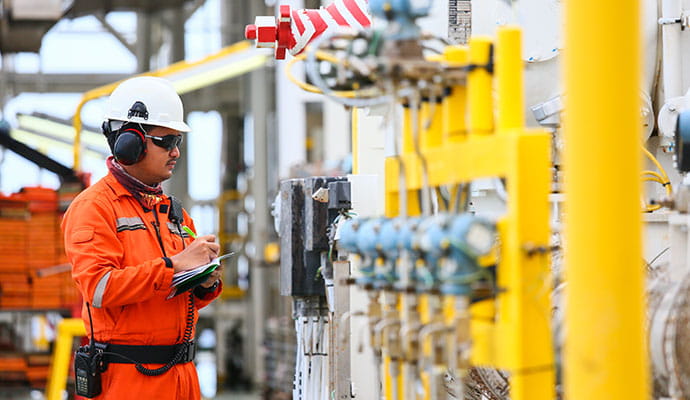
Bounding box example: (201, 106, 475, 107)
(113, 126, 147, 165)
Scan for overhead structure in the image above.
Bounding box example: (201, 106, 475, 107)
(0, 0, 200, 54)
(65, 0, 193, 16)
(0, 0, 67, 53)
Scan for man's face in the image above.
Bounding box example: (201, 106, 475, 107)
(123, 126, 182, 186)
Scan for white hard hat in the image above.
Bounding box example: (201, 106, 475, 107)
(104, 76, 191, 132)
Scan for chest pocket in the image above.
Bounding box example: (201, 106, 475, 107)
(116, 217, 147, 232)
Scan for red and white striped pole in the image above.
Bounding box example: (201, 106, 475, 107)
(245, 0, 371, 59)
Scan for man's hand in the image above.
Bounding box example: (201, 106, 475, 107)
(200, 264, 223, 288)
(169, 235, 220, 273)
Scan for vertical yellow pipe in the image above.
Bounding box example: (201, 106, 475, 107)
(444, 46, 469, 143)
(563, 1, 648, 400)
(384, 157, 399, 218)
(496, 27, 524, 133)
(73, 101, 86, 171)
(46, 318, 86, 400)
(402, 105, 416, 154)
(468, 37, 494, 136)
(402, 104, 422, 217)
(352, 107, 359, 174)
(469, 299, 495, 365)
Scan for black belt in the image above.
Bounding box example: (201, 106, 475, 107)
(96, 341, 196, 365)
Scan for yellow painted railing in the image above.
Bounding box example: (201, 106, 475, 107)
(45, 318, 86, 400)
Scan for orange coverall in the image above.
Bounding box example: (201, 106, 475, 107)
(62, 172, 222, 399)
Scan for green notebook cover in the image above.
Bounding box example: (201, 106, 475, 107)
(168, 252, 235, 298)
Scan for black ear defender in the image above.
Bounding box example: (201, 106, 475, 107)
(103, 101, 151, 165)
(113, 125, 147, 165)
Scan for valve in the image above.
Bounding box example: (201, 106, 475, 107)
(245, 0, 372, 59)
(355, 218, 383, 287)
(376, 218, 402, 289)
(368, 0, 433, 39)
(397, 217, 421, 291)
(441, 214, 496, 297)
(413, 215, 450, 292)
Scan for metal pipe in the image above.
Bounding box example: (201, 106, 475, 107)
(418, 322, 450, 400)
(376, 316, 402, 400)
(375, 317, 401, 349)
(661, 0, 683, 100)
(401, 295, 422, 400)
(339, 310, 365, 345)
(563, 0, 649, 399)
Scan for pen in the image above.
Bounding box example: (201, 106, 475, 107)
(182, 226, 197, 239)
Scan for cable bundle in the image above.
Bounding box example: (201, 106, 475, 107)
(293, 316, 329, 400)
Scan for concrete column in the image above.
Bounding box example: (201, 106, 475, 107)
(136, 11, 152, 73)
(162, 8, 191, 207)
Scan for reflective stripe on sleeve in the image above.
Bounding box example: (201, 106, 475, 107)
(92, 271, 111, 308)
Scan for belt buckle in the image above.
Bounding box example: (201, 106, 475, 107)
(184, 340, 196, 363)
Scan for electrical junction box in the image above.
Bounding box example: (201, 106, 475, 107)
(278, 176, 350, 297)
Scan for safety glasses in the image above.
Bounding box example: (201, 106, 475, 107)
(145, 134, 183, 151)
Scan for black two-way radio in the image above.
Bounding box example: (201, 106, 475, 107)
(74, 303, 106, 398)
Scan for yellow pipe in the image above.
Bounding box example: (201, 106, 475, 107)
(419, 293, 431, 400)
(468, 36, 494, 136)
(443, 46, 469, 143)
(72, 86, 119, 170)
(563, 0, 648, 399)
(469, 299, 495, 365)
(496, 27, 524, 133)
(46, 318, 86, 400)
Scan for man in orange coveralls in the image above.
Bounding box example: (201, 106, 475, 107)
(62, 76, 222, 399)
